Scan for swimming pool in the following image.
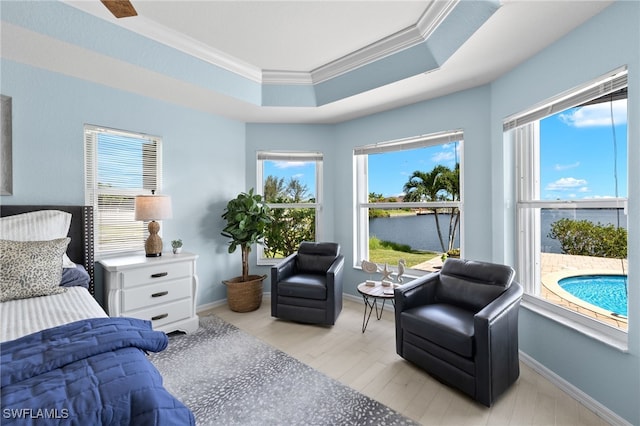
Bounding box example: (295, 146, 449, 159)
(558, 275, 628, 317)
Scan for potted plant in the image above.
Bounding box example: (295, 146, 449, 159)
(221, 188, 273, 312)
(171, 239, 183, 254)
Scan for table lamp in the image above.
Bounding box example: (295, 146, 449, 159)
(134, 190, 173, 257)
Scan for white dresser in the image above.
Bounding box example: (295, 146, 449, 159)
(100, 252, 199, 334)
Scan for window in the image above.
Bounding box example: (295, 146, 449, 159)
(85, 125, 162, 255)
(256, 151, 323, 263)
(506, 67, 628, 341)
(354, 130, 463, 275)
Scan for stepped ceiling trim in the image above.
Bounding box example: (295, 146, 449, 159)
(264, 0, 459, 86)
(64, 0, 462, 87)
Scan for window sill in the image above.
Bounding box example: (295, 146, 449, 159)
(521, 295, 628, 352)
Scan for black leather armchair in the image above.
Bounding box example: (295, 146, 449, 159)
(394, 258, 523, 407)
(271, 242, 344, 325)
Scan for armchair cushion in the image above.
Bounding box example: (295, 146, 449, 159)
(278, 274, 327, 300)
(401, 304, 475, 358)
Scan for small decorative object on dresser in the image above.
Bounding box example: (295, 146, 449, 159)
(171, 239, 183, 254)
(100, 252, 199, 333)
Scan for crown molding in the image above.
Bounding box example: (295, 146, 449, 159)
(126, 16, 263, 83)
(417, 0, 460, 39)
(261, 70, 314, 86)
(63, 0, 458, 87)
(266, 0, 459, 86)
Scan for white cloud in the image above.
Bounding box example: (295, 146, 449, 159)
(274, 161, 311, 169)
(545, 177, 588, 191)
(559, 99, 627, 127)
(431, 143, 460, 164)
(431, 151, 454, 163)
(554, 162, 580, 171)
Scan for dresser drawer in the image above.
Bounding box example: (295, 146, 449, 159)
(121, 278, 192, 312)
(121, 261, 191, 288)
(125, 299, 192, 329)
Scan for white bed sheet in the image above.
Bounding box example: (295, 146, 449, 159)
(0, 287, 107, 342)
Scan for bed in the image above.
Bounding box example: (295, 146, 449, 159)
(0, 205, 195, 425)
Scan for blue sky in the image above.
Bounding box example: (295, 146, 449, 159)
(260, 99, 627, 201)
(540, 99, 627, 199)
(263, 160, 317, 198)
(368, 143, 460, 198)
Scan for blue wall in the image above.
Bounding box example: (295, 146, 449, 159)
(0, 59, 247, 307)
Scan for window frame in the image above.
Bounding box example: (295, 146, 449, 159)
(354, 130, 464, 276)
(506, 67, 629, 349)
(256, 151, 323, 265)
(84, 124, 163, 257)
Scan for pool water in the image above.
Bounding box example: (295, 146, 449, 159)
(558, 275, 628, 317)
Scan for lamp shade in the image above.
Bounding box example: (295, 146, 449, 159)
(134, 194, 173, 221)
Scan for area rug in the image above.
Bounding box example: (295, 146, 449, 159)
(149, 315, 418, 426)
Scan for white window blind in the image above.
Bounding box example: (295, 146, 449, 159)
(85, 125, 162, 255)
(503, 66, 628, 131)
(354, 130, 463, 155)
(257, 151, 323, 162)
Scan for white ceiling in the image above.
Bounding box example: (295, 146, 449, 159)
(56, 0, 613, 123)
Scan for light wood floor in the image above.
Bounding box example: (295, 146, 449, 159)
(206, 297, 610, 426)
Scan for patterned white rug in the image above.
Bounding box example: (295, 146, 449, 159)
(149, 315, 418, 426)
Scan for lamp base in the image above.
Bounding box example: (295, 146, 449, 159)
(145, 220, 163, 257)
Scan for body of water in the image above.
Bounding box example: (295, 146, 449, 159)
(370, 209, 626, 254)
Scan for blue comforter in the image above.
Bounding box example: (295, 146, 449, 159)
(1, 317, 195, 425)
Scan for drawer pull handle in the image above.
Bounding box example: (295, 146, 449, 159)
(152, 313, 168, 321)
(151, 272, 168, 278)
(151, 291, 169, 298)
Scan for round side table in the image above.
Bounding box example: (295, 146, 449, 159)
(356, 282, 396, 333)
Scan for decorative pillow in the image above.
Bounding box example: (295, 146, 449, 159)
(60, 264, 90, 289)
(0, 238, 70, 302)
(0, 210, 76, 268)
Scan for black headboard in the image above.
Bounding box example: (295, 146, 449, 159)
(0, 205, 95, 295)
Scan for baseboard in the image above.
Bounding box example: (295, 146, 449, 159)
(196, 299, 227, 314)
(519, 351, 632, 426)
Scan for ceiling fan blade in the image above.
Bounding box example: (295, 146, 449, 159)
(101, 0, 137, 18)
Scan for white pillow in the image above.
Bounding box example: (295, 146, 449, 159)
(0, 210, 76, 268)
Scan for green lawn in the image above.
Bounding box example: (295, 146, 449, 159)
(368, 246, 439, 268)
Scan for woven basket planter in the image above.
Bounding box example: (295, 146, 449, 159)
(223, 274, 266, 312)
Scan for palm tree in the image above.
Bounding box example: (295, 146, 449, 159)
(440, 163, 460, 252)
(403, 165, 450, 252)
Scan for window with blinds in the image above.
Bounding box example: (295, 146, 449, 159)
(506, 67, 628, 343)
(256, 151, 323, 263)
(85, 125, 162, 255)
(354, 130, 463, 274)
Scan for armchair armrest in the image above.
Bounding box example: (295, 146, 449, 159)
(271, 252, 297, 283)
(394, 272, 439, 313)
(473, 281, 523, 406)
(326, 254, 345, 303)
(326, 254, 345, 291)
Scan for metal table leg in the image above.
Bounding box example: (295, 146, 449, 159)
(361, 295, 391, 332)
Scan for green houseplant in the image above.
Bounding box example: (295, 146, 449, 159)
(221, 189, 273, 312)
(171, 239, 183, 254)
